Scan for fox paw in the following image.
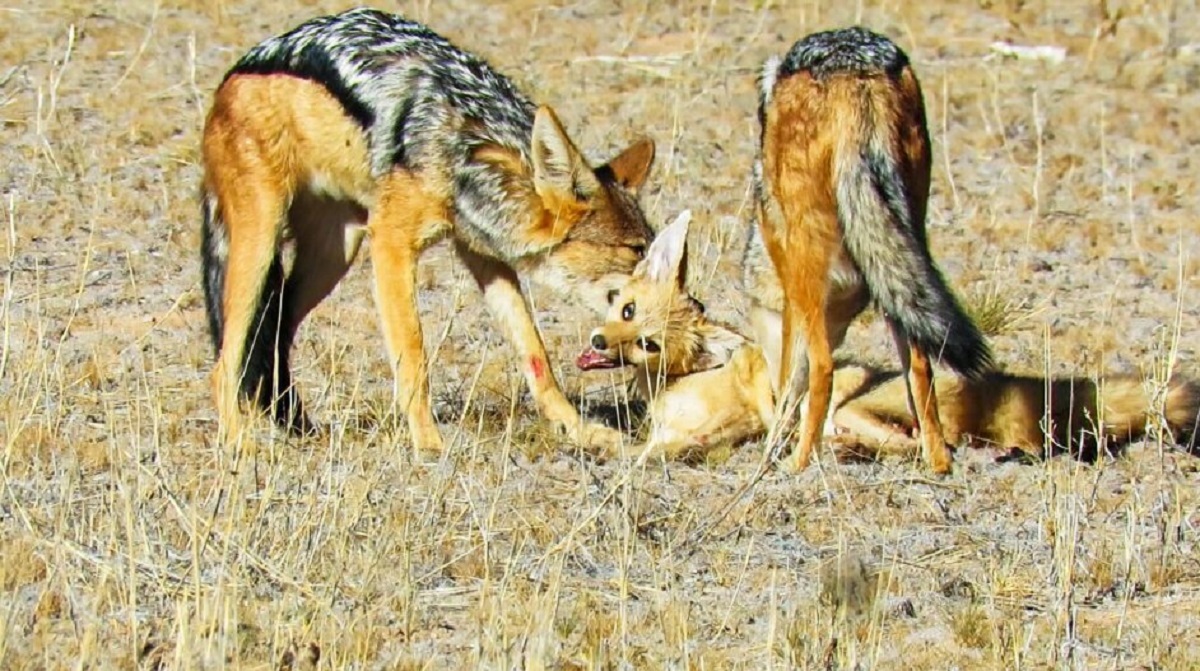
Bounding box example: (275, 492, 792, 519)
(569, 421, 627, 457)
(827, 434, 877, 463)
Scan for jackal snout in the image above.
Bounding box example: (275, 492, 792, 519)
(526, 137, 658, 314)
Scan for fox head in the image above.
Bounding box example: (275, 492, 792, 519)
(524, 106, 657, 312)
(576, 211, 732, 378)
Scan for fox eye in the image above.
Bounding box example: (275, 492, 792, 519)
(630, 245, 646, 258)
(607, 289, 619, 305)
(639, 338, 661, 353)
(621, 302, 636, 321)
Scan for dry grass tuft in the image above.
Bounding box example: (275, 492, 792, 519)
(965, 282, 1040, 337)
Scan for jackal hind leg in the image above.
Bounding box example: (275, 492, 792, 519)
(889, 321, 953, 474)
(207, 166, 291, 444)
(277, 192, 370, 434)
(779, 300, 836, 473)
(774, 226, 837, 473)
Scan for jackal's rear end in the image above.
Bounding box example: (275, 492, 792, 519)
(749, 27, 991, 474)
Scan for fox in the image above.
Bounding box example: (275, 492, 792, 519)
(200, 8, 657, 453)
(575, 211, 776, 463)
(828, 363, 1200, 461)
(577, 214, 1200, 464)
(746, 27, 992, 475)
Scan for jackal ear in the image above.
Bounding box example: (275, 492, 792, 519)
(531, 105, 600, 202)
(638, 210, 691, 286)
(596, 137, 655, 193)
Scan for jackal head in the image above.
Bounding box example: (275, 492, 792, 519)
(576, 211, 735, 378)
(524, 106, 657, 312)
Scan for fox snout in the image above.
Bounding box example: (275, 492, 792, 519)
(577, 326, 626, 371)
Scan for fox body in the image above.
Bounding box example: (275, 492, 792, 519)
(830, 364, 1200, 461)
(747, 27, 992, 474)
(200, 9, 656, 451)
(576, 213, 776, 462)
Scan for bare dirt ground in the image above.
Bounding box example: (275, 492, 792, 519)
(3, 0, 1200, 668)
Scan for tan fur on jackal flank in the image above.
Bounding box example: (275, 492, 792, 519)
(749, 28, 991, 476)
(577, 212, 775, 462)
(201, 10, 656, 454)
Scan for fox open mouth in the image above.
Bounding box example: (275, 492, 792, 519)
(575, 347, 624, 371)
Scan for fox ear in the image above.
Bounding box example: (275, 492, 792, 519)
(638, 210, 691, 286)
(596, 137, 655, 193)
(531, 105, 600, 202)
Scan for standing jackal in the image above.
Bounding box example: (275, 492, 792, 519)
(200, 9, 656, 452)
(746, 27, 992, 474)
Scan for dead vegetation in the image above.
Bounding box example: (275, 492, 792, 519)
(2, 0, 1199, 668)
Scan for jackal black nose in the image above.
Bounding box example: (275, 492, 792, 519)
(591, 334, 608, 351)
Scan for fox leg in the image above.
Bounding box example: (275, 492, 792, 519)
(453, 241, 623, 451)
(608, 439, 669, 464)
(625, 422, 691, 464)
(749, 304, 784, 397)
(368, 171, 448, 454)
(830, 405, 919, 453)
(890, 322, 953, 474)
(734, 346, 778, 431)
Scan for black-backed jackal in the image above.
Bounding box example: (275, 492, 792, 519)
(746, 27, 992, 474)
(200, 9, 656, 452)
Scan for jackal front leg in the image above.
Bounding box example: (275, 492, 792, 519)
(454, 242, 624, 453)
(369, 172, 448, 454)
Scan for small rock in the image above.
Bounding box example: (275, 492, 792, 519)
(940, 577, 976, 600)
(887, 597, 918, 619)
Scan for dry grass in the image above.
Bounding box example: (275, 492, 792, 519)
(3, 0, 1200, 668)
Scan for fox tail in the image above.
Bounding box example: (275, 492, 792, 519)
(1099, 375, 1200, 450)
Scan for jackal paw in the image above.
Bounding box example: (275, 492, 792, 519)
(410, 424, 446, 456)
(779, 445, 815, 474)
(927, 450, 954, 476)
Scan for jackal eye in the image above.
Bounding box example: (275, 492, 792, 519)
(638, 338, 660, 353)
(607, 289, 619, 305)
(621, 302, 636, 321)
(630, 244, 646, 258)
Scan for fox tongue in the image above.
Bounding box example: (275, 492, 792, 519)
(576, 347, 619, 371)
